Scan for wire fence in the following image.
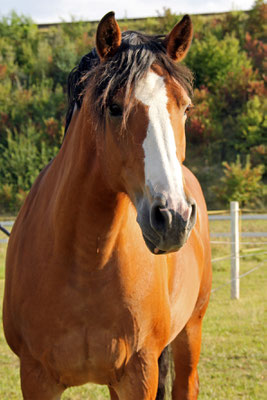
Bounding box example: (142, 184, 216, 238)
(211, 258, 267, 294)
(209, 202, 267, 298)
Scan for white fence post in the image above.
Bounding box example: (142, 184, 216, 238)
(230, 201, 240, 299)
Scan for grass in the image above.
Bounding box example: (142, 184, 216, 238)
(0, 219, 266, 399)
(199, 223, 266, 399)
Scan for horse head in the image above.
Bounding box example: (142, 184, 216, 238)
(84, 12, 196, 255)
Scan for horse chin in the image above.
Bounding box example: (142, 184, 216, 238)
(142, 233, 188, 255)
(142, 234, 167, 255)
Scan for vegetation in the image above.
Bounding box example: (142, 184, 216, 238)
(218, 155, 266, 207)
(1, 219, 266, 399)
(0, 1, 266, 212)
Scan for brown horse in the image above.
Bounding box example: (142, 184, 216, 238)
(3, 12, 212, 400)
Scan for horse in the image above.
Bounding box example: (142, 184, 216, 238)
(3, 12, 212, 400)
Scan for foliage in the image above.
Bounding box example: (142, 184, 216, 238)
(0, 11, 95, 212)
(244, 32, 267, 76)
(183, 2, 266, 191)
(156, 7, 182, 33)
(220, 11, 248, 44)
(245, 0, 267, 40)
(186, 32, 251, 90)
(186, 87, 215, 144)
(217, 155, 265, 208)
(0, 126, 58, 211)
(236, 95, 267, 151)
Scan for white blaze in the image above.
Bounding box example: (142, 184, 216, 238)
(135, 71, 188, 216)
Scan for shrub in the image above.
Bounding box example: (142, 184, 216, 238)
(236, 95, 267, 152)
(245, 0, 267, 40)
(0, 126, 58, 212)
(185, 33, 251, 91)
(186, 87, 215, 144)
(217, 155, 265, 208)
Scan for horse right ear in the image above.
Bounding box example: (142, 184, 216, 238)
(96, 12, 121, 61)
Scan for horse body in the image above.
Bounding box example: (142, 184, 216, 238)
(3, 12, 212, 400)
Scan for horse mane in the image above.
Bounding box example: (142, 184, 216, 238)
(65, 31, 194, 134)
(64, 48, 99, 134)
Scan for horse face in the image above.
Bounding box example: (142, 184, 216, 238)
(96, 12, 196, 254)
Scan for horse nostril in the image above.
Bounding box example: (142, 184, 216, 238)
(154, 206, 165, 230)
(150, 203, 172, 234)
(188, 200, 197, 229)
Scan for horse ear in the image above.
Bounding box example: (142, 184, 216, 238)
(96, 12, 121, 60)
(164, 15, 193, 62)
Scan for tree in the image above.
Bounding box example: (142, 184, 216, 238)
(185, 32, 251, 90)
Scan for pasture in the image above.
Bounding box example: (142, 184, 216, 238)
(0, 218, 266, 399)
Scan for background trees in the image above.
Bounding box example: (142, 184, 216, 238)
(0, 1, 266, 212)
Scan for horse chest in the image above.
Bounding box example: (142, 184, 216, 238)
(42, 297, 169, 388)
(33, 267, 170, 387)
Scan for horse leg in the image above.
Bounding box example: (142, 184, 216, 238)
(113, 350, 159, 400)
(156, 347, 169, 400)
(20, 353, 65, 400)
(171, 294, 211, 400)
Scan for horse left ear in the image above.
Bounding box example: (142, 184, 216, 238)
(164, 15, 193, 62)
(96, 11, 122, 60)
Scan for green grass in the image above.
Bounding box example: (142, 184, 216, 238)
(0, 219, 266, 399)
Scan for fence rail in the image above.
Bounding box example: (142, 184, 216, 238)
(211, 232, 267, 237)
(0, 221, 14, 227)
(209, 214, 267, 220)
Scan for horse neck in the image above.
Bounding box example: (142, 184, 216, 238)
(50, 105, 129, 262)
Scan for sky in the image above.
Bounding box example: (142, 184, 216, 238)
(0, 0, 255, 24)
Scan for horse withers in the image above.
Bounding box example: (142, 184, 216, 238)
(3, 12, 212, 400)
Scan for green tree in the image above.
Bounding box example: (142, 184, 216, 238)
(186, 32, 251, 90)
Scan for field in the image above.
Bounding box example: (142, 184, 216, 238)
(0, 218, 266, 399)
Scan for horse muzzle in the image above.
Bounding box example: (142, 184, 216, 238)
(137, 194, 197, 254)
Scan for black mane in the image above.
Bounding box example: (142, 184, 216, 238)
(65, 31, 193, 134)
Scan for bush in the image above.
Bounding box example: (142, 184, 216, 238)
(185, 32, 251, 90)
(0, 126, 58, 212)
(236, 95, 267, 152)
(245, 0, 267, 40)
(186, 87, 215, 144)
(217, 155, 265, 208)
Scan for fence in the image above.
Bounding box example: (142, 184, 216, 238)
(0, 221, 12, 243)
(209, 201, 267, 299)
(1, 201, 266, 298)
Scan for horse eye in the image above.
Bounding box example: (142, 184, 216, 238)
(108, 103, 123, 117)
(184, 104, 193, 116)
